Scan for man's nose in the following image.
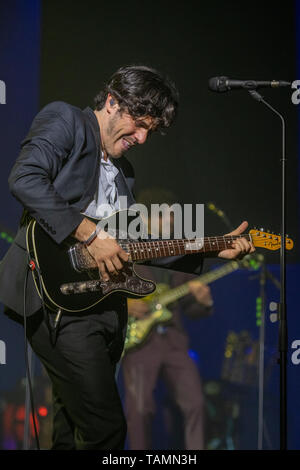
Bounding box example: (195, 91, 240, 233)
(134, 128, 148, 145)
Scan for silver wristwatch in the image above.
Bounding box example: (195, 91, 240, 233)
(83, 229, 98, 246)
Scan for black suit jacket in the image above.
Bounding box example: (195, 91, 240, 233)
(0, 101, 203, 317)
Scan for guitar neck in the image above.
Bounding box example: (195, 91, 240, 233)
(119, 234, 253, 262)
(156, 260, 240, 307)
(72, 229, 293, 273)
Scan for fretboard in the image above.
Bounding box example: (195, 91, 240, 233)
(118, 235, 252, 262)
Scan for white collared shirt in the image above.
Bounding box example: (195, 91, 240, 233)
(84, 153, 119, 219)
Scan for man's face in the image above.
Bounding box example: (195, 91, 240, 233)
(102, 99, 157, 159)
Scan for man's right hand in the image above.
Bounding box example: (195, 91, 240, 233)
(87, 230, 129, 281)
(72, 218, 129, 281)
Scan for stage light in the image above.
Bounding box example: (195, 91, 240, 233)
(38, 406, 48, 417)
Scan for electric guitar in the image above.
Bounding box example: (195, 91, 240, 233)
(26, 210, 294, 313)
(124, 255, 262, 353)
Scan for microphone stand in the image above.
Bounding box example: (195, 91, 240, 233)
(23, 343, 35, 449)
(209, 203, 275, 449)
(248, 89, 288, 450)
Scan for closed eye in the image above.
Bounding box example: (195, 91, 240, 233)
(135, 118, 157, 134)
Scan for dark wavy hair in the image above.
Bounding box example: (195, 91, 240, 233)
(94, 65, 179, 133)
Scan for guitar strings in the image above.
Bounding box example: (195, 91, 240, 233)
(117, 233, 285, 250)
(116, 233, 289, 260)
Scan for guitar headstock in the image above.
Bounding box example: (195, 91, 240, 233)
(249, 229, 294, 251)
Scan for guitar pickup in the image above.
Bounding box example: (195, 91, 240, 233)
(61, 280, 103, 295)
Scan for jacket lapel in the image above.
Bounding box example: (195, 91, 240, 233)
(80, 107, 101, 206)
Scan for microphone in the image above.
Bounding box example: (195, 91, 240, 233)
(208, 76, 291, 93)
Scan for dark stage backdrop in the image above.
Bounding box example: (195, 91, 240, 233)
(40, 0, 299, 264)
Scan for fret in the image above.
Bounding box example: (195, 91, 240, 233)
(168, 240, 175, 256)
(146, 241, 152, 260)
(165, 241, 170, 256)
(184, 238, 203, 253)
(146, 240, 153, 259)
(208, 237, 217, 251)
(162, 239, 168, 256)
(131, 243, 137, 260)
(146, 241, 151, 255)
(154, 240, 160, 258)
(133, 242, 141, 261)
(205, 237, 210, 253)
(143, 241, 151, 260)
(225, 235, 232, 250)
(151, 241, 155, 258)
(139, 241, 145, 259)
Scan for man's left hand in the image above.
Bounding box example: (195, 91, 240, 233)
(218, 221, 255, 260)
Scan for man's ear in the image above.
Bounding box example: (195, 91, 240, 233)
(106, 93, 118, 112)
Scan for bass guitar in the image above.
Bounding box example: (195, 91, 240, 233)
(124, 254, 262, 353)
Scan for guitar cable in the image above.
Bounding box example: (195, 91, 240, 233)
(23, 258, 40, 450)
(24, 248, 63, 450)
(28, 255, 60, 346)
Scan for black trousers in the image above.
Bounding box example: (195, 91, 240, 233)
(23, 296, 128, 450)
